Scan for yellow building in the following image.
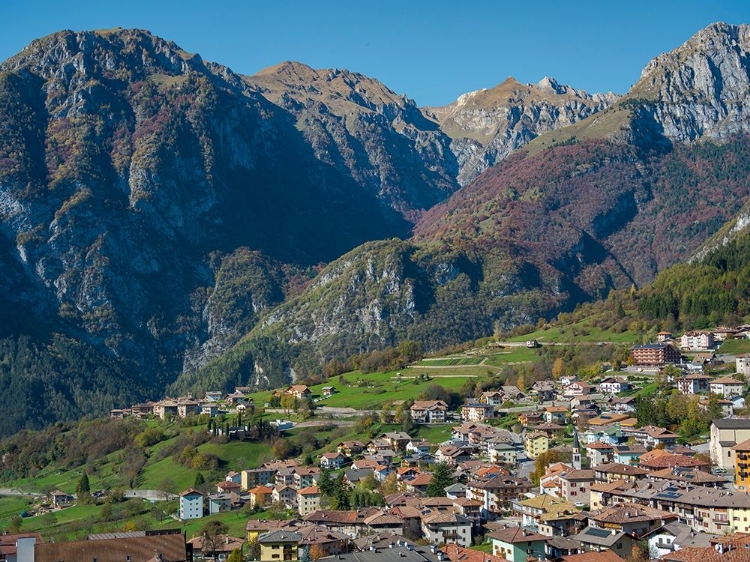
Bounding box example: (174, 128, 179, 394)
(258, 530, 300, 562)
(525, 432, 549, 459)
(248, 485, 274, 509)
(246, 521, 288, 543)
(733, 438, 750, 492)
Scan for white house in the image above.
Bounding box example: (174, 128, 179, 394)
(406, 440, 432, 455)
(296, 486, 321, 516)
(420, 511, 472, 547)
(410, 401, 448, 424)
(680, 331, 714, 350)
(738, 355, 750, 377)
(710, 376, 745, 398)
(598, 377, 631, 395)
(320, 452, 346, 469)
(489, 442, 517, 465)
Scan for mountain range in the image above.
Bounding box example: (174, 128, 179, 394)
(1, 22, 750, 434)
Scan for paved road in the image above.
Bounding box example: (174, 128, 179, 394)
(0, 488, 41, 497)
(294, 420, 355, 428)
(692, 441, 710, 455)
(123, 490, 176, 501)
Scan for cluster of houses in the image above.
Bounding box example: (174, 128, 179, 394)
(229, 436, 750, 562)
(110, 387, 257, 420)
(83, 326, 750, 561)
(109, 384, 337, 421)
(631, 324, 750, 367)
(161, 400, 750, 562)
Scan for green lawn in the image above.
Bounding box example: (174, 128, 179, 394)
(636, 382, 658, 397)
(0, 496, 32, 519)
(719, 339, 750, 354)
(198, 441, 272, 472)
(413, 424, 452, 444)
(418, 357, 483, 366)
(508, 322, 638, 344)
(152, 509, 249, 540)
(483, 347, 540, 366)
(138, 456, 198, 492)
(310, 371, 480, 409)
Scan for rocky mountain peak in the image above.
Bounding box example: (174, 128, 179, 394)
(245, 62, 458, 221)
(537, 76, 566, 94)
(249, 60, 410, 112)
(4, 28, 200, 80)
(628, 22, 750, 142)
(427, 75, 619, 184)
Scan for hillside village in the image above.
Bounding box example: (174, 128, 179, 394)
(5, 326, 750, 561)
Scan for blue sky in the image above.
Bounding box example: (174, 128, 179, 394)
(1, 0, 749, 106)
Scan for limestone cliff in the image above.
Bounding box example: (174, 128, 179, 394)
(425, 77, 618, 184)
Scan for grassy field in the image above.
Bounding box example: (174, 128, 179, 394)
(412, 424, 453, 444)
(308, 371, 479, 409)
(718, 339, 750, 354)
(138, 456, 198, 492)
(483, 347, 540, 366)
(0, 496, 30, 519)
(509, 323, 638, 344)
(470, 541, 493, 553)
(199, 442, 271, 472)
(418, 357, 484, 366)
(152, 509, 249, 539)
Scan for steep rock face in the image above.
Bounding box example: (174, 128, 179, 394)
(0, 29, 424, 431)
(245, 62, 459, 221)
(425, 77, 618, 184)
(186, 133, 750, 394)
(631, 22, 750, 143)
(523, 23, 750, 152)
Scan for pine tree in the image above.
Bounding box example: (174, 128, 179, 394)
(319, 468, 335, 497)
(194, 472, 205, 488)
(427, 462, 454, 497)
(76, 473, 90, 495)
(331, 472, 350, 510)
(76, 473, 91, 503)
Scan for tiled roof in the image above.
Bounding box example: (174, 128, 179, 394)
(713, 418, 750, 429)
(519, 495, 563, 509)
(258, 530, 302, 544)
(561, 552, 624, 562)
(442, 544, 508, 562)
(591, 503, 676, 524)
(35, 534, 186, 562)
(640, 453, 708, 469)
(246, 519, 295, 532)
(660, 547, 747, 562)
(488, 525, 547, 543)
(589, 479, 630, 493)
(406, 473, 433, 486)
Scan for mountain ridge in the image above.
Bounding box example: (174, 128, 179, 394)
(2, 23, 750, 433)
(174, 21, 750, 394)
(423, 75, 619, 184)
